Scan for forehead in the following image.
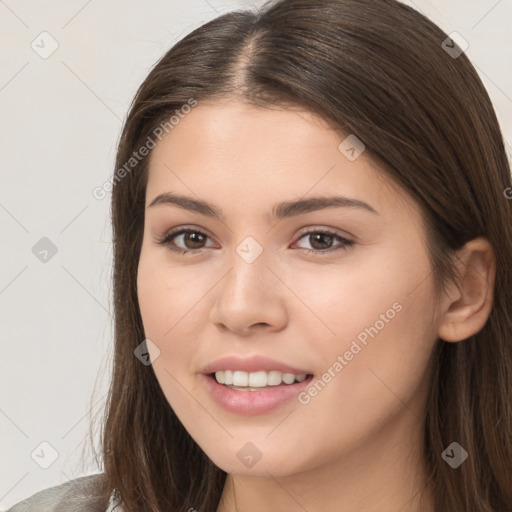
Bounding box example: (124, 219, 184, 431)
(145, 99, 420, 223)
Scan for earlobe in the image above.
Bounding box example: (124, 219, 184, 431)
(437, 237, 496, 343)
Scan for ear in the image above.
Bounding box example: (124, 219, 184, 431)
(437, 237, 496, 343)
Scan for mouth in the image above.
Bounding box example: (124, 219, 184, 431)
(210, 370, 313, 391)
(201, 371, 315, 415)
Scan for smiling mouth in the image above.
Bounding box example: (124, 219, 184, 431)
(209, 370, 314, 391)
(202, 370, 315, 415)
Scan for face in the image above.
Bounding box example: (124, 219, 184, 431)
(137, 99, 440, 478)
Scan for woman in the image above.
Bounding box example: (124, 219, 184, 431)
(9, 0, 512, 510)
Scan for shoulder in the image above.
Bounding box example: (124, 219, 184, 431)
(6, 473, 116, 512)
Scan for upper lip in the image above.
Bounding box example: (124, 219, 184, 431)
(202, 355, 312, 375)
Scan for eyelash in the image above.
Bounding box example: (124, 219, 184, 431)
(156, 226, 355, 256)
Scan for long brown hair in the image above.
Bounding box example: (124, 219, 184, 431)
(93, 0, 512, 510)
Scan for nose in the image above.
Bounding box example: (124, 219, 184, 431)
(209, 248, 288, 337)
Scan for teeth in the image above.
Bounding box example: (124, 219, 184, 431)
(267, 370, 282, 386)
(249, 371, 267, 387)
(233, 370, 249, 387)
(282, 373, 295, 384)
(214, 370, 307, 387)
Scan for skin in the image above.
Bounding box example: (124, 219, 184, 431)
(136, 99, 496, 512)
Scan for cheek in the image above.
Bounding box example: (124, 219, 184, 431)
(286, 284, 437, 471)
(136, 251, 213, 393)
(136, 257, 203, 418)
(137, 249, 209, 339)
(297, 242, 437, 410)
(289, 240, 433, 347)
(307, 277, 437, 428)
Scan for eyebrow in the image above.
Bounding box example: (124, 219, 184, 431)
(147, 192, 379, 219)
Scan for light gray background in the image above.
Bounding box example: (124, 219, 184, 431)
(1, 0, 510, 509)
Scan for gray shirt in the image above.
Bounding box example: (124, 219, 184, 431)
(6, 474, 122, 512)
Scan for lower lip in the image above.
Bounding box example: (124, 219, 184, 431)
(200, 373, 314, 415)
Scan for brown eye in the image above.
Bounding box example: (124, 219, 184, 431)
(308, 233, 335, 250)
(181, 231, 207, 249)
(157, 228, 214, 254)
(294, 229, 355, 255)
